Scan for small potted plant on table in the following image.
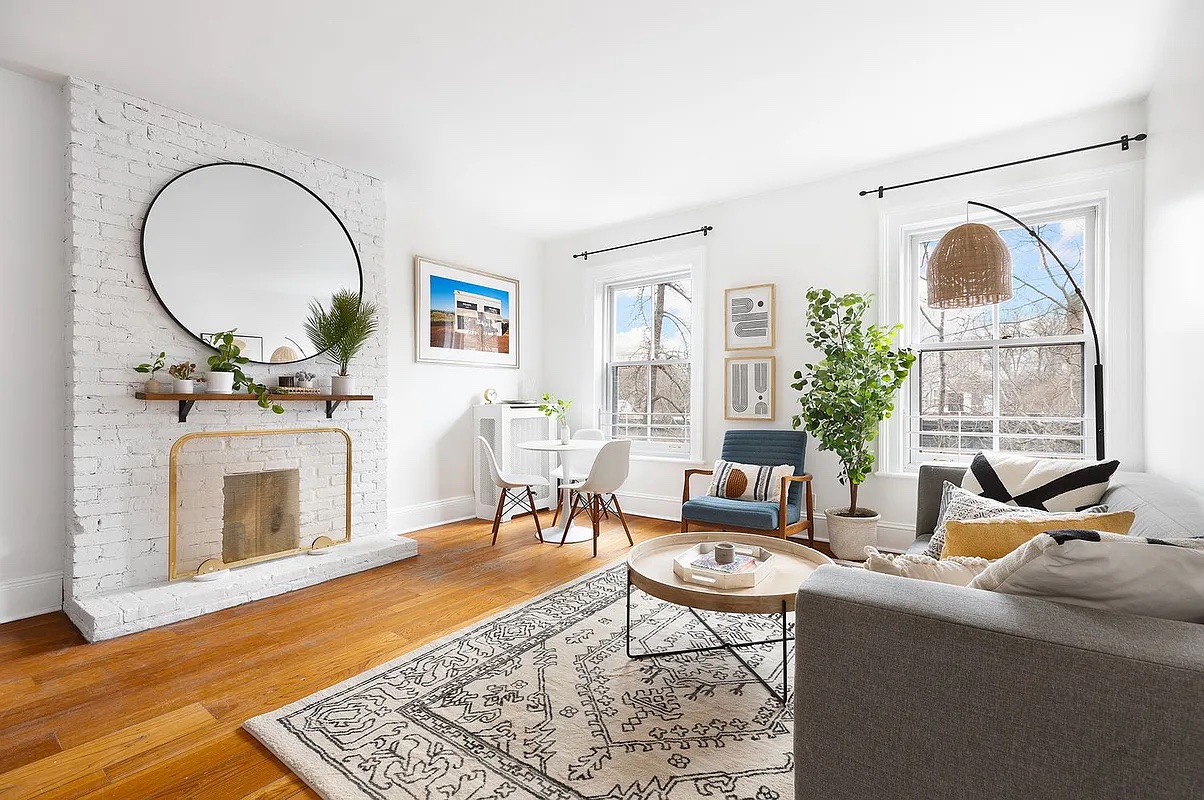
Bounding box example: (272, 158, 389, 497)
(539, 394, 573, 444)
(134, 351, 167, 393)
(304, 289, 380, 395)
(791, 289, 915, 560)
(206, 329, 284, 413)
(168, 360, 197, 393)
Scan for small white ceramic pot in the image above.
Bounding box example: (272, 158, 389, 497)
(824, 506, 881, 561)
(173, 378, 195, 394)
(331, 375, 356, 395)
(205, 370, 236, 394)
(298, 379, 316, 390)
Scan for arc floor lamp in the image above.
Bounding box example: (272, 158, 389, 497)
(927, 201, 1105, 459)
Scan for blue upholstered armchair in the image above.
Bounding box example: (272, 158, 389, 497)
(680, 429, 814, 542)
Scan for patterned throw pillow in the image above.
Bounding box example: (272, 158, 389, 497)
(707, 460, 795, 503)
(969, 531, 1204, 622)
(923, 481, 1106, 559)
(961, 452, 1119, 512)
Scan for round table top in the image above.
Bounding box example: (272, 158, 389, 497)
(517, 439, 606, 452)
(627, 532, 833, 614)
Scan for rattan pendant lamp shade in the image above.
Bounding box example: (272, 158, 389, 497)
(926, 222, 1013, 309)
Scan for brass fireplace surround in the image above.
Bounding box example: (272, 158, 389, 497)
(168, 427, 353, 580)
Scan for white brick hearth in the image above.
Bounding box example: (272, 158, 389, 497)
(63, 78, 411, 640)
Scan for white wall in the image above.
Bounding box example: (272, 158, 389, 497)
(1144, 0, 1204, 493)
(0, 67, 66, 622)
(541, 102, 1147, 551)
(385, 189, 543, 532)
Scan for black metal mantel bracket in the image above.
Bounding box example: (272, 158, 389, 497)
(325, 400, 344, 419)
(178, 400, 196, 423)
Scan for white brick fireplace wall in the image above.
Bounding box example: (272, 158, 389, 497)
(64, 78, 410, 640)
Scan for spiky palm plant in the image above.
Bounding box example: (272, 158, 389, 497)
(304, 290, 380, 376)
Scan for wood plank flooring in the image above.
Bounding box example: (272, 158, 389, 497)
(0, 513, 697, 798)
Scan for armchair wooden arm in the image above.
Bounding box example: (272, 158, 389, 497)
(779, 473, 815, 538)
(682, 468, 714, 504)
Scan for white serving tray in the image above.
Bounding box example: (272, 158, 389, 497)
(672, 542, 776, 589)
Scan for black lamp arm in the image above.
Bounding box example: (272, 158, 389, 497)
(967, 200, 1105, 459)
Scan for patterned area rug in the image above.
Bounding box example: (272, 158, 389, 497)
(245, 563, 795, 799)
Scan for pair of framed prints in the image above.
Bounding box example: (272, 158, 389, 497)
(723, 283, 776, 421)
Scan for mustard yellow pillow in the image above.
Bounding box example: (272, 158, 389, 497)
(941, 511, 1136, 560)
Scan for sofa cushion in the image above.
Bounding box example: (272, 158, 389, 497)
(962, 452, 1119, 512)
(969, 530, 1204, 622)
(682, 495, 800, 530)
(1101, 471, 1204, 539)
(863, 548, 989, 585)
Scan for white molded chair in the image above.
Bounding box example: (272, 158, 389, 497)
(550, 428, 605, 526)
(563, 439, 633, 557)
(478, 436, 548, 545)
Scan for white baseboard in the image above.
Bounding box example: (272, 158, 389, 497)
(389, 495, 476, 535)
(0, 571, 63, 623)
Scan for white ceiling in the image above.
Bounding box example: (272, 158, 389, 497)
(0, 0, 1178, 236)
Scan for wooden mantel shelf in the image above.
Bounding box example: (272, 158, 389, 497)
(136, 391, 374, 422)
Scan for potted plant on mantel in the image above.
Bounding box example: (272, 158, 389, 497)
(304, 289, 380, 395)
(791, 288, 915, 561)
(168, 360, 197, 393)
(205, 329, 284, 414)
(134, 351, 167, 393)
(539, 394, 573, 444)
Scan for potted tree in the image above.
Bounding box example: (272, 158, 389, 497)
(206, 329, 284, 413)
(134, 351, 167, 393)
(168, 360, 197, 393)
(304, 289, 380, 395)
(791, 289, 915, 560)
(539, 394, 573, 443)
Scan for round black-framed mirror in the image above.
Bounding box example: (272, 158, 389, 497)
(140, 162, 363, 365)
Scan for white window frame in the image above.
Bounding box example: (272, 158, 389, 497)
(591, 248, 705, 461)
(879, 165, 1144, 475)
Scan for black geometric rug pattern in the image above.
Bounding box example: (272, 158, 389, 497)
(246, 563, 795, 800)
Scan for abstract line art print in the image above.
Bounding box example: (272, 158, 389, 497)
(725, 356, 775, 420)
(724, 284, 775, 350)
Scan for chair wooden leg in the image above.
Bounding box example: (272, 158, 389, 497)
(680, 517, 690, 533)
(590, 494, 601, 558)
(551, 480, 562, 527)
(560, 493, 579, 547)
(490, 488, 507, 546)
(611, 494, 634, 546)
(526, 486, 543, 538)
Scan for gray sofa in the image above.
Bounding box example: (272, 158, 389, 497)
(794, 468, 1204, 800)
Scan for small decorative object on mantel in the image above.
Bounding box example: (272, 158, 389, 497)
(205, 329, 284, 413)
(295, 370, 316, 390)
(305, 289, 380, 395)
(673, 541, 776, 589)
(725, 284, 775, 350)
(791, 289, 915, 560)
(277, 375, 296, 389)
(725, 356, 775, 421)
(167, 360, 197, 394)
(134, 351, 168, 393)
(539, 393, 573, 444)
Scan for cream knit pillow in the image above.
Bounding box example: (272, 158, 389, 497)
(863, 547, 990, 586)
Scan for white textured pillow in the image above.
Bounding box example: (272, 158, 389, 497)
(961, 452, 1119, 512)
(863, 547, 989, 586)
(707, 460, 795, 503)
(969, 531, 1204, 622)
(924, 481, 1105, 559)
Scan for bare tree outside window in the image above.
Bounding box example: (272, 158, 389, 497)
(911, 213, 1091, 461)
(605, 277, 692, 450)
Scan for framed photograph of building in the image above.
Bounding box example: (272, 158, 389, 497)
(415, 256, 519, 367)
(724, 284, 775, 350)
(725, 356, 775, 421)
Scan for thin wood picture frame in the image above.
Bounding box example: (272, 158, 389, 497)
(724, 283, 775, 351)
(724, 356, 775, 421)
(414, 256, 520, 368)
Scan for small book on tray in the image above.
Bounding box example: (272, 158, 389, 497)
(690, 552, 758, 574)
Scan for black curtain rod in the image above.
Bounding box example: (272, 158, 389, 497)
(573, 226, 713, 260)
(859, 133, 1147, 199)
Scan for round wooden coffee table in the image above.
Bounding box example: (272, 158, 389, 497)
(625, 531, 833, 703)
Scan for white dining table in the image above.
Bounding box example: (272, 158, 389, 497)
(516, 438, 604, 543)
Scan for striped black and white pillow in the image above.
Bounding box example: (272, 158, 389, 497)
(962, 452, 1119, 512)
(707, 459, 794, 503)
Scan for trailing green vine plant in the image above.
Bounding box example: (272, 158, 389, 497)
(791, 288, 915, 516)
(207, 330, 284, 414)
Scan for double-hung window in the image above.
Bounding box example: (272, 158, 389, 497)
(904, 207, 1097, 466)
(599, 269, 697, 459)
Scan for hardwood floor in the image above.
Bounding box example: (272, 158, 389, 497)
(0, 512, 688, 799)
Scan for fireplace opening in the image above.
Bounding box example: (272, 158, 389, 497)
(222, 468, 301, 564)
